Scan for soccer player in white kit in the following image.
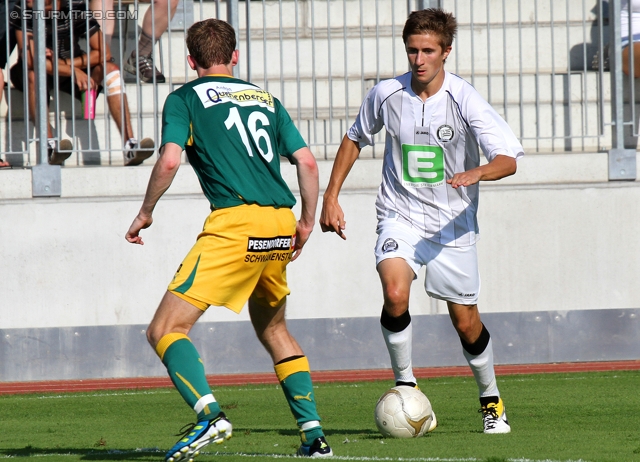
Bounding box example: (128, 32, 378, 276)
(320, 8, 524, 434)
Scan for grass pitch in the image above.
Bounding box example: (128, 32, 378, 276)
(0, 371, 639, 462)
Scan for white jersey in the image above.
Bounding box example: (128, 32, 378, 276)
(348, 71, 524, 247)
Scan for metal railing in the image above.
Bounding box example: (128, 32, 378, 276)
(608, 0, 637, 180)
(0, 0, 636, 194)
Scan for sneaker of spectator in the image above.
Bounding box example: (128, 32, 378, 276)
(123, 0, 178, 84)
(124, 51, 165, 83)
(48, 139, 73, 166)
(124, 137, 155, 166)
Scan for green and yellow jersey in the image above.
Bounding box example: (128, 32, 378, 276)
(161, 75, 305, 209)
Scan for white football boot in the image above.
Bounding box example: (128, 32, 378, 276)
(480, 397, 511, 434)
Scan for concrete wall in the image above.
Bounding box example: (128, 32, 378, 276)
(1, 152, 639, 381)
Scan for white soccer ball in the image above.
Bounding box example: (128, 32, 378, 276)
(374, 386, 434, 438)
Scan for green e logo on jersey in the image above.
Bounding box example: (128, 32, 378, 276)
(402, 144, 445, 187)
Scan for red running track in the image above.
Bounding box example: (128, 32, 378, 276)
(1, 360, 639, 395)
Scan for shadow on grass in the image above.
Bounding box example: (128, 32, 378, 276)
(244, 427, 381, 437)
(0, 429, 382, 460)
(0, 447, 164, 460)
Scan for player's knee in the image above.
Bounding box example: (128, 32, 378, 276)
(146, 320, 171, 348)
(383, 286, 410, 315)
(146, 324, 161, 347)
(453, 317, 481, 343)
(455, 322, 474, 342)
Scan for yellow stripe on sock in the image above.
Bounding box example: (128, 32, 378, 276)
(175, 371, 210, 414)
(175, 371, 203, 400)
(155, 333, 190, 361)
(274, 356, 310, 382)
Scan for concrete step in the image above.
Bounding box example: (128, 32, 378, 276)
(106, 0, 604, 82)
(212, 0, 600, 31)
(1, 1, 604, 91)
(129, 24, 605, 83)
(0, 92, 612, 168)
(442, 0, 600, 24)
(0, 68, 613, 122)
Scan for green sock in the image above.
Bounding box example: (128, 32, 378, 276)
(300, 424, 324, 445)
(280, 370, 321, 424)
(157, 334, 222, 421)
(274, 356, 324, 444)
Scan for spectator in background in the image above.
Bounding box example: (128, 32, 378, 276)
(10, 0, 155, 165)
(0, 0, 18, 167)
(91, 0, 179, 83)
(123, 0, 178, 83)
(0, 0, 18, 102)
(622, 0, 640, 77)
(0, 0, 18, 95)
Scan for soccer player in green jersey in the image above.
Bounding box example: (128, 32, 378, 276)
(126, 18, 332, 462)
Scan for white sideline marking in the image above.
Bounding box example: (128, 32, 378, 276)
(5, 390, 173, 401)
(3, 373, 628, 401)
(202, 453, 591, 462)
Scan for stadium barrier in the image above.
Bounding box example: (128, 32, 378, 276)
(0, 0, 637, 194)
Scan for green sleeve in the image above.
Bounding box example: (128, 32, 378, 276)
(274, 98, 307, 159)
(161, 92, 191, 150)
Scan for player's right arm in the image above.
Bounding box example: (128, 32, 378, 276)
(127, 93, 189, 245)
(320, 80, 387, 239)
(126, 142, 182, 245)
(319, 134, 362, 240)
(126, 143, 182, 245)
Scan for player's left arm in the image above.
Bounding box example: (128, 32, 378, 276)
(447, 154, 516, 189)
(125, 142, 182, 245)
(289, 146, 319, 261)
(449, 89, 522, 189)
(273, 97, 319, 260)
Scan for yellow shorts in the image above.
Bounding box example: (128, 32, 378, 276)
(168, 204, 296, 313)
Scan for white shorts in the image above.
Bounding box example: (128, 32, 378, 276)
(374, 219, 480, 305)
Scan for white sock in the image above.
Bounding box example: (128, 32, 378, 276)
(381, 323, 416, 385)
(193, 394, 216, 414)
(463, 337, 499, 398)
